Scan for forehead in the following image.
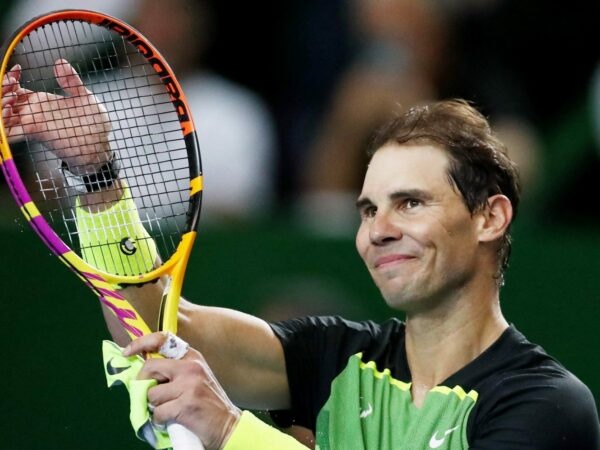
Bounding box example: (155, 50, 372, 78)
(361, 143, 454, 197)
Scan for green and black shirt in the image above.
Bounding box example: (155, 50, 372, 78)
(270, 317, 599, 449)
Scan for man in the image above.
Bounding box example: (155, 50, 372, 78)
(123, 100, 600, 449)
(4, 62, 599, 449)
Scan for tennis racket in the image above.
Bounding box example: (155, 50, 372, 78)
(0, 10, 204, 450)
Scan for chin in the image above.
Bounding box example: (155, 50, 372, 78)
(379, 278, 439, 313)
(381, 288, 418, 311)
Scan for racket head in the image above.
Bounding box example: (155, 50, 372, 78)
(0, 9, 202, 286)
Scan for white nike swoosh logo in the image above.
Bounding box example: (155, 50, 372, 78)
(359, 403, 373, 419)
(429, 426, 459, 448)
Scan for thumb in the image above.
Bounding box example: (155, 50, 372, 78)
(54, 58, 89, 97)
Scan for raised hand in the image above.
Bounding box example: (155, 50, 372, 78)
(2, 58, 112, 175)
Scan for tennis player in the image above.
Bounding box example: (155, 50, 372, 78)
(4, 64, 599, 449)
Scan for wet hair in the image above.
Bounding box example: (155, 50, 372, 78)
(368, 99, 521, 285)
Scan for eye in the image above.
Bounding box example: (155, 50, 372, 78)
(405, 198, 422, 209)
(396, 198, 423, 213)
(360, 205, 377, 219)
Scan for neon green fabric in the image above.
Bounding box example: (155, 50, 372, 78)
(223, 411, 310, 450)
(315, 353, 477, 449)
(76, 182, 158, 276)
(102, 340, 172, 449)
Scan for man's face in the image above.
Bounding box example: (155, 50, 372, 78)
(355, 143, 482, 312)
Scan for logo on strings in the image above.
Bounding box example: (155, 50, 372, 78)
(120, 237, 137, 255)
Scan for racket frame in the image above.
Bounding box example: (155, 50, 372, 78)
(0, 9, 203, 338)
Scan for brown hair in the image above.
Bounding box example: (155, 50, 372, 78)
(369, 99, 521, 285)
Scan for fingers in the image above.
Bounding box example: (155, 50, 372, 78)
(2, 89, 19, 117)
(130, 334, 241, 449)
(138, 357, 182, 383)
(124, 331, 192, 360)
(53, 58, 90, 97)
(2, 65, 20, 102)
(141, 360, 202, 423)
(123, 331, 168, 357)
(138, 350, 207, 382)
(149, 399, 174, 426)
(3, 64, 33, 119)
(145, 361, 242, 450)
(147, 381, 178, 409)
(6, 64, 21, 84)
(2, 64, 21, 90)
(2, 101, 14, 125)
(2, 65, 25, 140)
(125, 332, 201, 382)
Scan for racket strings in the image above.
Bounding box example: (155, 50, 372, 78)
(8, 19, 192, 275)
(78, 202, 159, 276)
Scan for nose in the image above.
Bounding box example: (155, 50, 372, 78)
(369, 210, 402, 245)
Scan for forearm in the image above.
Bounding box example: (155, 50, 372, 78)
(98, 276, 166, 348)
(78, 179, 165, 345)
(113, 283, 290, 410)
(178, 300, 290, 410)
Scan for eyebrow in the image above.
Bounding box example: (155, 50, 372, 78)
(356, 189, 434, 210)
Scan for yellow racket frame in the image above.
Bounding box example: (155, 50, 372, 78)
(0, 9, 203, 339)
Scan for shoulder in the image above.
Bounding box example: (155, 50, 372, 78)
(270, 315, 404, 344)
(270, 316, 404, 361)
(468, 329, 600, 449)
(478, 363, 597, 416)
(471, 371, 599, 449)
(270, 316, 408, 381)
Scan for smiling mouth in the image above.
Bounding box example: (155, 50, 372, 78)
(374, 254, 415, 269)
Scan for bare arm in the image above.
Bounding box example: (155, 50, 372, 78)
(179, 301, 290, 410)
(109, 281, 290, 411)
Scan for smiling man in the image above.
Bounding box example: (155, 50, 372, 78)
(250, 100, 598, 449)
(90, 99, 599, 448)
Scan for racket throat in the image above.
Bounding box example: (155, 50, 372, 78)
(157, 277, 172, 332)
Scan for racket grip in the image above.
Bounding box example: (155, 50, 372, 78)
(168, 422, 205, 450)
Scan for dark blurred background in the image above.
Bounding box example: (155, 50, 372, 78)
(0, 0, 598, 448)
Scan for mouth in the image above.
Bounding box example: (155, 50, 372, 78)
(374, 254, 416, 269)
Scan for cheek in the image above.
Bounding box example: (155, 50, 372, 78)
(405, 214, 472, 263)
(402, 220, 437, 251)
(355, 224, 368, 259)
(432, 217, 478, 264)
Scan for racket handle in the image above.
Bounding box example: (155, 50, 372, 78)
(168, 422, 205, 450)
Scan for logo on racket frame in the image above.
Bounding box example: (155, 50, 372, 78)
(98, 18, 193, 135)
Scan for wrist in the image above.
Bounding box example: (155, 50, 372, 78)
(221, 411, 310, 450)
(61, 156, 120, 194)
(75, 180, 158, 276)
(217, 407, 242, 450)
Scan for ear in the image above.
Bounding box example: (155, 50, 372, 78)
(476, 194, 513, 243)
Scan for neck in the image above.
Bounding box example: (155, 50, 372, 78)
(404, 281, 508, 406)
